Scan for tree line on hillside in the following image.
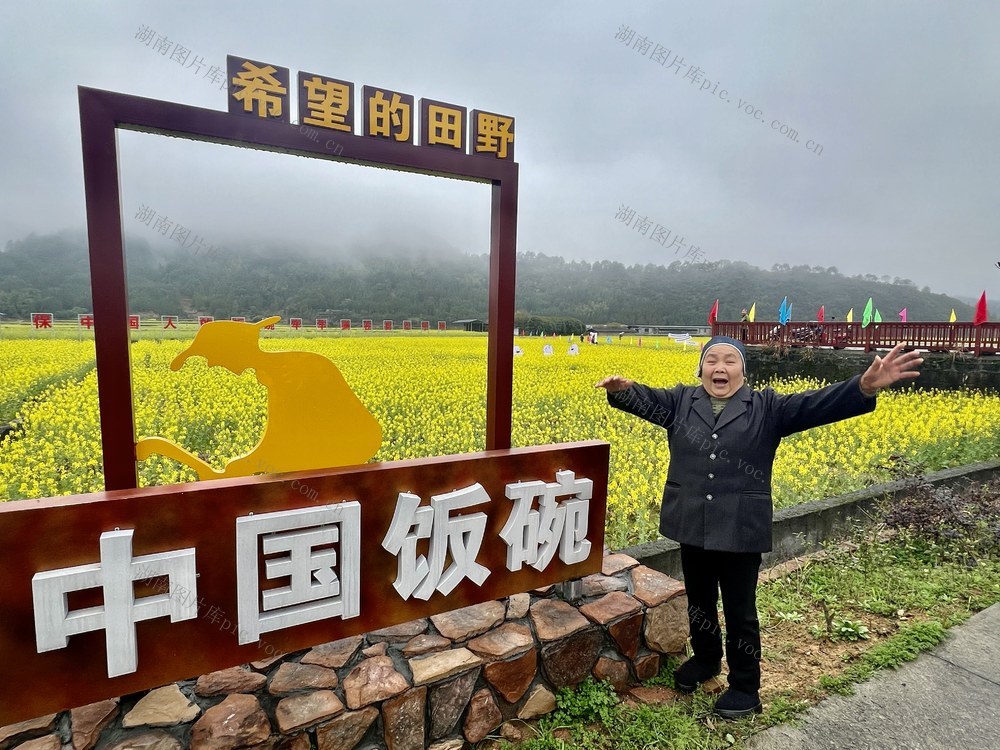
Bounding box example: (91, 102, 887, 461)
(0, 231, 981, 325)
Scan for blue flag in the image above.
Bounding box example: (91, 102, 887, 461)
(778, 296, 788, 324)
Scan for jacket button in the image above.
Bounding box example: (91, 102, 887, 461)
(712, 433, 718, 439)
(708, 473, 715, 479)
(706, 494, 713, 500)
(709, 453, 716, 460)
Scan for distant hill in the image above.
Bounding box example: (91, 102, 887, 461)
(0, 231, 983, 324)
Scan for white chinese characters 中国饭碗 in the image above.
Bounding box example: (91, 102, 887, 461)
(500, 470, 593, 573)
(30, 471, 592, 676)
(31, 528, 198, 678)
(236, 503, 362, 645)
(382, 483, 491, 601)
(381, 470, 592, 601)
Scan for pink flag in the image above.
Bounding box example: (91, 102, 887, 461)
(898, 308, 908, 323)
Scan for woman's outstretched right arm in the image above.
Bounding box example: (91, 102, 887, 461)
(595, 377, 677, 428)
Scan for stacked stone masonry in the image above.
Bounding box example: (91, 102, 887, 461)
(1, 554, 689, 750)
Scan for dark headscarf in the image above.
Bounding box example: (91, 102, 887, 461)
(697, 335, 747, 376)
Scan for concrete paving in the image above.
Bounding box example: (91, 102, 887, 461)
(748, 603, 1000, 750)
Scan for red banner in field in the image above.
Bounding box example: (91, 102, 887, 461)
(0, 442, 608, 725)
(383, 320, 393, 331)
(362, 320, 372, 331)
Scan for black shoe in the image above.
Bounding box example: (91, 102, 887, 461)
(714, 688, 762, 719)
(673, 658, 722, 694)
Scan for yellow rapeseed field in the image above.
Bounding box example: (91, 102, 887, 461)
(1, 335, 998, 548)
(0, 339, 96, 421)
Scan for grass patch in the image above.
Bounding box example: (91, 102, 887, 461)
(818, 620, 947, 695)
(545, 677, 620, 728)
(612, 703, 718, 749)
(501, 697, 732, 750)
(643, 655, 684, 689)
(756, 692, 810, 728)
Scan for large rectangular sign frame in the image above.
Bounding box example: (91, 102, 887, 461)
(79, 85, 519, 491)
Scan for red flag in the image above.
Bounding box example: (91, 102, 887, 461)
(708, 299, 719, 325)
(817, 305, 825, 323)
(974, 291, 988, 325)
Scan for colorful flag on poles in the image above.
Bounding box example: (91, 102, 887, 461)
(862, 297, 874, 328)
(899, 307, 908, 323)
(747, 302, 756, 322)
(974, 291, 988, 325)
(778, 296, 790, 324)
(874, 309, 882, 324)
(708, 299, 719, 325)
(817, 305, 825, 323)
(846, 308, 854, 323)
(949, 309, 957, 323)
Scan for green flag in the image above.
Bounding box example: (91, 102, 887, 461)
(862, 297, 874, 328)
(874, 309, 882, 323)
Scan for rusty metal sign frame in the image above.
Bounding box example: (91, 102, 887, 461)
(78, 85, 519, 490)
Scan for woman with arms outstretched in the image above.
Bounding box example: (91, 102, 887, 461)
(596, 336, 922, 718)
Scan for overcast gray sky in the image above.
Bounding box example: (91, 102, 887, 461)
(3, 1, 998, 314)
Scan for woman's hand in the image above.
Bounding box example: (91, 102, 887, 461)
(595, 375, 634, 392)
(859, 343, 923, 396)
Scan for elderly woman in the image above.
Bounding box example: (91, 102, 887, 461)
(596, 336, 922, 718)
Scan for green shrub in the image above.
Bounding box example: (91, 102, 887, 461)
(546, 677, 620, 728)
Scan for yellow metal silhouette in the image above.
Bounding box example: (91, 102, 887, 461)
(136, 316, 382, 479)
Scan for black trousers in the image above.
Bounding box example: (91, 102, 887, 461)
(680, 543, 762, 693)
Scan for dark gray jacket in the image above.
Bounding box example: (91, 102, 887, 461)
(608, 375, 876, 552)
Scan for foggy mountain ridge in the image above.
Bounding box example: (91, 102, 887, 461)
(0, 230, 984, 325)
